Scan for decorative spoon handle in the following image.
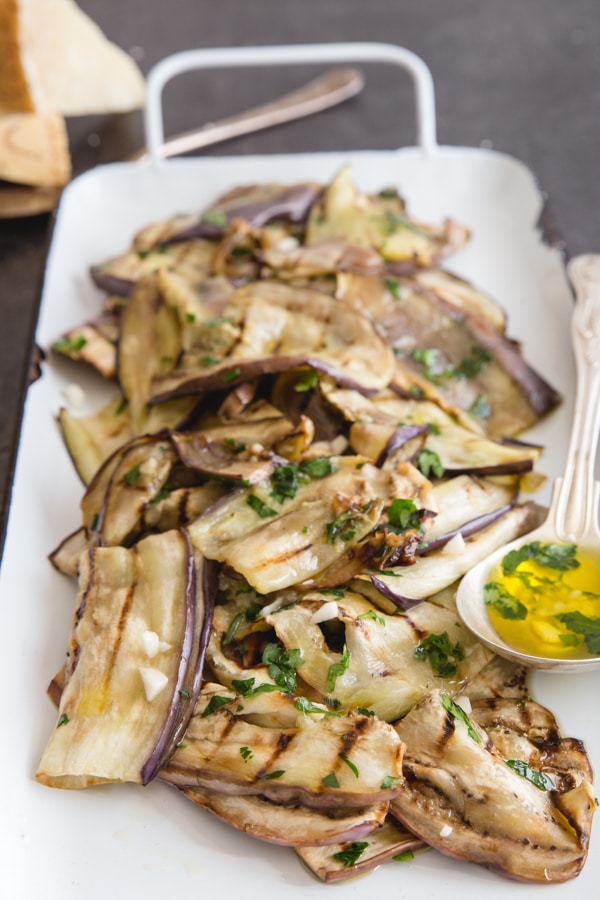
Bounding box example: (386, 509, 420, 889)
(549, 254, 600, 542)
(131, 66, 364, 161)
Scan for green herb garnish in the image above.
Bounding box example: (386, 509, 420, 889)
(332, 841, 369, 867)
(415, 632, 464, 677)
(416, 448, 444, 478)
(321, 772, 340, 788)
(293, 369, 319, 392)
(505, 759, 554, 791)
(246, 494, 278, 518)
(262, 644, 304, 693)
(326, 644, 350, 692)
(502, 541, 580, 575)
(201, 694, 232, 718)
(440, 693, 481, 743)
(123, 464, 142, 487)
(484, 582, 528, 620)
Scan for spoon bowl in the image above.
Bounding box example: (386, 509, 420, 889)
(457, 254, 600, 672)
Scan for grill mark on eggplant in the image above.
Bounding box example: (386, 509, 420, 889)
(102, 582, 137, 698)
(257, 732, 295, 781)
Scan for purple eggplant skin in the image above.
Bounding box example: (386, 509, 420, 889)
(162, 184, 322, 246)
(417, 499, 516, 555)
(140, 536, 217, 784)
(442, 458, 534, 477)
(369, 576, 425, 611)
(89, 266, 135, 297)
(150, 355, 381, 405)
(375, 424, 429, 467)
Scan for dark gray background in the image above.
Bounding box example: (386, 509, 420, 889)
(1, 0, 599, 558)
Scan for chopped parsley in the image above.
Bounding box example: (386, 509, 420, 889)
(223, 612, 245, 645)
(262, 769, 285, 780)
(384, 276, 402, 300)
(53, 334, 87, 353)
(148, 485, 172, 506)
(332, 841, 369, 867)
(321, 772, 340, 788)
(380, 775, 402, 789)
(293, 368, 319, 392)
(201, 694, 233, 718)
(357, 609, 385, 626)
(416, 448, 444, 478)
(440, 693, 481, 744)
(393, 851, 415, 862)
(262, 643, 304, 693)
(339, 753, 359, 778)
(201, 210, 228, 227)
(231, 677, 278, 698)
(222, 367, 242, 383)
(326, 644, 350, 692)
(123, 464, 142, 487)
(239, 746, 253, 761)
(57, 713, 70, 728)
(484, 581, 528, 620)
(246, 494, 278, 518)
(299, 456, 337, 478)
(502, 541, 580, 575)
(469, 392, 491, 420)
(555, 611, 600, 654)
(505, 759, 554, 791)
(295, 696, 342, 717)
(415, 632, 464, 677)
(387, 498, 422, 533)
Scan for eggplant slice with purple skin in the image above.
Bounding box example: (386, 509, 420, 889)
(176, 787, 390, 847)
(36, 530, 215, 788)
(150, 280, 396, 403)
(296, 819, 425, 882)
(161, 683, 405, 808)
(391, 689, 595, 883)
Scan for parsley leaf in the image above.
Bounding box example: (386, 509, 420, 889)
(505, 759, 554, 791)
(387, 498, 422, 533)
(262, 643, 304, 693)
(123, 464, 142, 487)
(502, 541, 580, 575)
(332, 841, 369, 867)
(441, 693, 481, 743)
(326, 644, 350, 692)
(299, 456, 337, 478)
(294, 696, 341, 717)
(414, 632, 464, 677)
(293, 369, 319, 392)
(322, 772, 340, 788)
(416, 448, 444, 478)
(246, 494, 278, 518)
(201, 694, 233, 718)
(484, 581, 528, 620)
(555, 611, 600, 654)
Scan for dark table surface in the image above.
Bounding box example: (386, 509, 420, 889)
(1, 0, 599, 561)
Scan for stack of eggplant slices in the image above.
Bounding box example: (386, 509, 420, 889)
(38, 166, 595, 884)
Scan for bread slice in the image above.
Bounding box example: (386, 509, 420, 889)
(0, 0, 145, 115)
(0, 112, 71, 186)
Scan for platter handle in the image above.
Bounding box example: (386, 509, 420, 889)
(144, 42, 437, 162)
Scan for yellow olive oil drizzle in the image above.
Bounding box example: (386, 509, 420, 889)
(483, 541, 600, 660)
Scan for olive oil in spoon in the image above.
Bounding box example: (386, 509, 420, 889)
(457, 254, 600, 672)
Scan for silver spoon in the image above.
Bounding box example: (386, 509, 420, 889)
(456, 254, 600, 672)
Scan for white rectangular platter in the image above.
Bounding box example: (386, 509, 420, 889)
(1, 142, 597, 900)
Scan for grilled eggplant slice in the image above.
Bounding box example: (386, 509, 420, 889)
(151, 280, 396, 402)
(188, 456, 431, 594)
(335, 271, 560, 437)
(36, 530, 214, 788)
(391, 689, 595, 883)
(177, 787, 389, 846)
(306, 167, 469, 265)
(161, 683, 405, 808)
(296, 819, 425, 882)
